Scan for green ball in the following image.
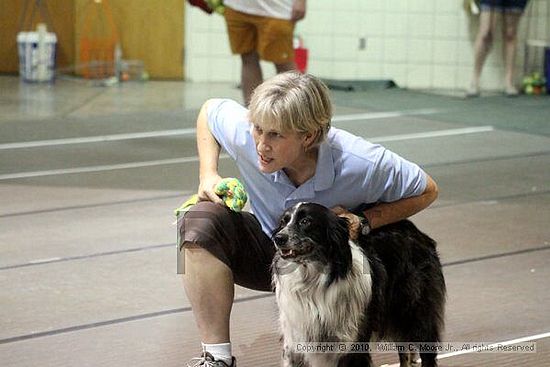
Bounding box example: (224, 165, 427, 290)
(214, 178, 248, 212)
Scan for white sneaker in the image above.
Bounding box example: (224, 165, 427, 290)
(465, 85, 480, 98)
(187, 352, 236, 367)
(505, 86, 519, 97)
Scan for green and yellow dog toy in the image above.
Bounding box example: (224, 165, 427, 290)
(174, 178, 248, 217)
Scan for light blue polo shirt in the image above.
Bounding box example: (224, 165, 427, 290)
(207, 99, 427, 235)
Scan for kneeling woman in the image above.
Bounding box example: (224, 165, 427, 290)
(180, 71, 438, 367)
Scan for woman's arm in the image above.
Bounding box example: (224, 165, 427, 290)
(196, 100, 224, 205)
(291, 0, 306, 21)
(334, 174, 439, 240)
(364, 174, 438, 229)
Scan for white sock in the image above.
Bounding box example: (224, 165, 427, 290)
(202, 342, 232, 365)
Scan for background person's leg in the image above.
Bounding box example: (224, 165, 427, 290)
(257, 16, 295, 84)
(502, 11, 523, 95)
(275, 61, 296, 74)
(468, 10, 498, 96)
(223, 7, 259, 106)
(241, 51, 263, 106)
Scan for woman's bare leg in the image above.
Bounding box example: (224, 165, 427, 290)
(502, 11, 523, 95)
(468, 10, 498, 96)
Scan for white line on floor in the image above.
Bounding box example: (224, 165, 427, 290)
(28, 257, 61, 264)
(371, 126, 494, 143)
(0, 128, 197, 150)
(380, 331, 550, 367)
(0, 108, 441, 150)
(0, 126, 493, 180)
(332, 108, 441, 123)
(0, 156, 221, 180)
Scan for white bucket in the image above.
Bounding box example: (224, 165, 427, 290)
(17, 28, 57, 82)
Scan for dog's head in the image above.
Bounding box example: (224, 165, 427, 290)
(272, 202, 351, 265)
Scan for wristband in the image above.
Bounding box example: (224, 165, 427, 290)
(360, 216, 371, 236)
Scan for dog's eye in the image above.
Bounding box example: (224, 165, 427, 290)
(299, 218, 311, 227)
(281, 214, 291, 225)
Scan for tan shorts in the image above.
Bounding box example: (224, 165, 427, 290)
(224, 6, 295, 64)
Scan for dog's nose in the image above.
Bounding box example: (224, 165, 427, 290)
(273, 232, 289, 247)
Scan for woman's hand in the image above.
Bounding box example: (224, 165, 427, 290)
(198, 173, 224, 205)
(291, 0, 306, 21)
(331, 206, 362, 241)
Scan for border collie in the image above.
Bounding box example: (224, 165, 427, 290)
(272, 202, 446, 367)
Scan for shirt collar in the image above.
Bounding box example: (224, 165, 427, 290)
(313, 140, 335, 191)
(270, 140, 334, 191)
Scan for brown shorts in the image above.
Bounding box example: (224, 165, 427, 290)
(178, 201, 275, 291)
(224, 6, 295, 64)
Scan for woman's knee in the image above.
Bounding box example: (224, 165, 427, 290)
(183, 243, 229, 269)
(184, 201, 233, 226)
(178, 201, 236, 265)
(503, 27, 518, 43)
(478, 28, 493, 45)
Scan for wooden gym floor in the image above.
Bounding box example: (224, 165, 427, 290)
(0, 76, 548, 366)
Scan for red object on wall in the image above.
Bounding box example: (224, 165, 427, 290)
(293, 35, 308, 73)
(295, 46, 308, 73)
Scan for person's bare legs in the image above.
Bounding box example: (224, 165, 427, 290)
(502, 11, 523, 95)
(240, 55, 296, 105)
(468, 10, 498, 96)
(182, 244, 234, 343)
(241, 51, 263, 106)
(275, 61, 296, 74)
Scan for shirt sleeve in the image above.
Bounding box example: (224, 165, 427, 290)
(206, 98, 249, 160)
(366, 147, 427, 203)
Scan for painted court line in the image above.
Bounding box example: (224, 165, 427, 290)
(0, 109, 441, 150)
(0, 156, 215, 180)
(381, 331, 550, 366)
(0, 293, 272, 345)
(0, 126, 495, 180)
(0, 243, 174, 271)
(0, 128, 197, 150)
(332, 108, 441, 122)
(371, 126, 494, 143)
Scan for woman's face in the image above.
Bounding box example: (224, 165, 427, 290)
(251, 123, 310, 174)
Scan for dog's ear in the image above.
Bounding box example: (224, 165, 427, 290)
(325, 214, 353, 284)
(271, 213, 287, 240)
(338, 216, 349, 231)
(326, 215, 350, 246)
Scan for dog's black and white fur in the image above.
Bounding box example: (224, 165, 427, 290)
(272, 202, 446, 367)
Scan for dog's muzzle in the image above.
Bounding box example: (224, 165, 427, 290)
(273, 231, 313, 260)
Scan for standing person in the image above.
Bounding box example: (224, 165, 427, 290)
(467, 0, 530, 97)
(180, 72, 439, 366)
(223, 0, 306, 106)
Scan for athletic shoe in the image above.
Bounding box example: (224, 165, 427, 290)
(505, 86, 519, 97)
(465, 86, 480, 98)
(186, 352, 236, 367)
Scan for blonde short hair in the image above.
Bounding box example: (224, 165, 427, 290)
(248, 71, 333, 147)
